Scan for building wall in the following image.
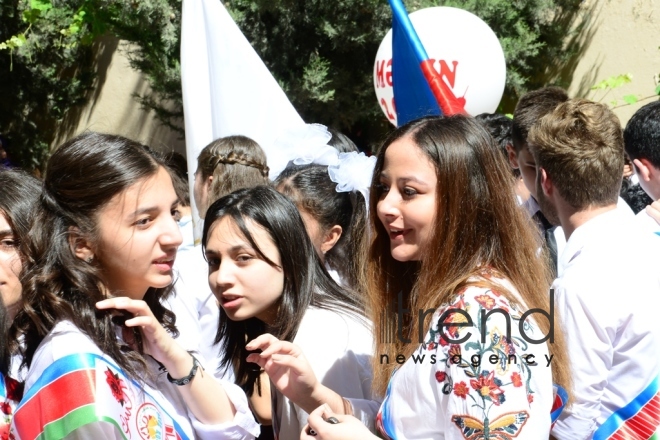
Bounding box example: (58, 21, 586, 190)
(568, 0, 659, 125)
(54, 37, 185, 155)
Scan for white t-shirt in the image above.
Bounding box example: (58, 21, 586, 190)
(273, 306, 374, 439)
(169, 244, 232, 381)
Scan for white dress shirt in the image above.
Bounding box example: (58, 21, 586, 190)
(551, 208, 660, 439)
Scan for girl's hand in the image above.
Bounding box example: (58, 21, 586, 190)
(246, 333, 321, 413)
(96, 297, 180, 369)
(300, 405, 377, 440)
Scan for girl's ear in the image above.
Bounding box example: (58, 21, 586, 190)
(68, 226, 95, 262)
(320, 225, 343, 254)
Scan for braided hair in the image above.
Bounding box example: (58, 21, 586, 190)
(196, 135, 269, 217)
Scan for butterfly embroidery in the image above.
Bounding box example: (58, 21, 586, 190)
(451, 411, 529, 439)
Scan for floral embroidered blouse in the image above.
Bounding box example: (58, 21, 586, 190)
(376, 277, 553, 440)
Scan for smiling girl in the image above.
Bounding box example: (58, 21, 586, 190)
(9, 133, 258, 439)
(249, 116, 570, 440)
(202, 186, 373, 439)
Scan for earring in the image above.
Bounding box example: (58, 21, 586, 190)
(86, 256, 94, 264)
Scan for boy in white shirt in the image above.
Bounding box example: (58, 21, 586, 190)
(528, 98, 660, 439)
(623, 101, 660, 235)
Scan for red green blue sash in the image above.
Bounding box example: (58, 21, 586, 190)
(11, 353, 191, 440)
(551, 384, 568, 425)
(593, 377, 660, 440)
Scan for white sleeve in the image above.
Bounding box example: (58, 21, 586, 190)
(189, 379, 260, 439)
(551, 283, 610, 439)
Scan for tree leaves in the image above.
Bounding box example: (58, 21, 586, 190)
(590, 73, 633, 91)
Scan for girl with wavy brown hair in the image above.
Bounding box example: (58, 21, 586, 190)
(9, 132, 258, 439)
(248, 116, 570, 440)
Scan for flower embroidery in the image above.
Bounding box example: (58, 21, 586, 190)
(4, 378, 21, 403)
(528, 393, 534, 404)
(470, 371, 505, 406)
(435, 371, 447, 383)
(448, 345, 461, 360)
(475, 294, 496, 310)
(427, 341, 436, 351)
(0, 403, 10, 416)
(511, 372, 523, 387)
(454, 381, 469, 399)
(105, 368, 126, 406)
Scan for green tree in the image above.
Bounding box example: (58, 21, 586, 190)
(1, 0, 587, 168)
(223, 0, 586, 149)
(0, 0, 96, 170)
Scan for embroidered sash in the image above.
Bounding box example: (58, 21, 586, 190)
(593, 377, 660, 440)
(11, 353, 191, 440)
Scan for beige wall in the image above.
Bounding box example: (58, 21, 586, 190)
(568, 0, 659, 125)
(54, 37, 185, 155)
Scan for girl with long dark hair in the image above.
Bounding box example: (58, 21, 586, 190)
(9, 133, 258, 439)
(202, 185, 373, 439)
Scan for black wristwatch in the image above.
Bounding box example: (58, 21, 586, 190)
(167, 353, 200, 386)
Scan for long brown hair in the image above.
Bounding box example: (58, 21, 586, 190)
(196, 135, 269, 217)
(368, 116, 571, 398)
(12, 132, 178, 381)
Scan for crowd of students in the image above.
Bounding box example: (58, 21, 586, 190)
(1, 89, 660, 439)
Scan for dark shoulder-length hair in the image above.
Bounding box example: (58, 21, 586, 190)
(202, 185, 364, 394)
(0, 299, 8, 376)
(367, 116, 570, 397)
(12, 132, 178, 381)
(274, 164, 367, 292)
(0, 169, 42, 375)
(0, 170, 42, 249)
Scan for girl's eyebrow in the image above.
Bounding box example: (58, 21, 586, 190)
(129, 198, 180, 218)
(380, 172, 428, 185)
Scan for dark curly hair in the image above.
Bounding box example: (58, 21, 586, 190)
(11, 132, 178, 381)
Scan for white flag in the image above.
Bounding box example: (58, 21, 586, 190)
(181, 0, 305, 241)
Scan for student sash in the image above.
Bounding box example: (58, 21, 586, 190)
(11, 353, 191, 440)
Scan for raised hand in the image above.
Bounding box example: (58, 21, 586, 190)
(246, 333, 321, 413)
(96, 297, 179, 367)
(300, 405, 377, 440)
(646, 200, 660, 225)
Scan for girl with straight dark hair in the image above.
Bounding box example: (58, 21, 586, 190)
(202, 185, 373, 439)
(9, 132, 258, 439)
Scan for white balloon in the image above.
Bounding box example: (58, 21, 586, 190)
(374, 6, 507, 126)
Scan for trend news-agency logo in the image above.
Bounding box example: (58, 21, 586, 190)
(377, 289, 556, 368)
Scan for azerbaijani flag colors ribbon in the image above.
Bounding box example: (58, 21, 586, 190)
(12, 353, 190, 440)
(388, 0, 465, 126)
(551, 384, 569, 425)
(593, 376, 660, 440)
